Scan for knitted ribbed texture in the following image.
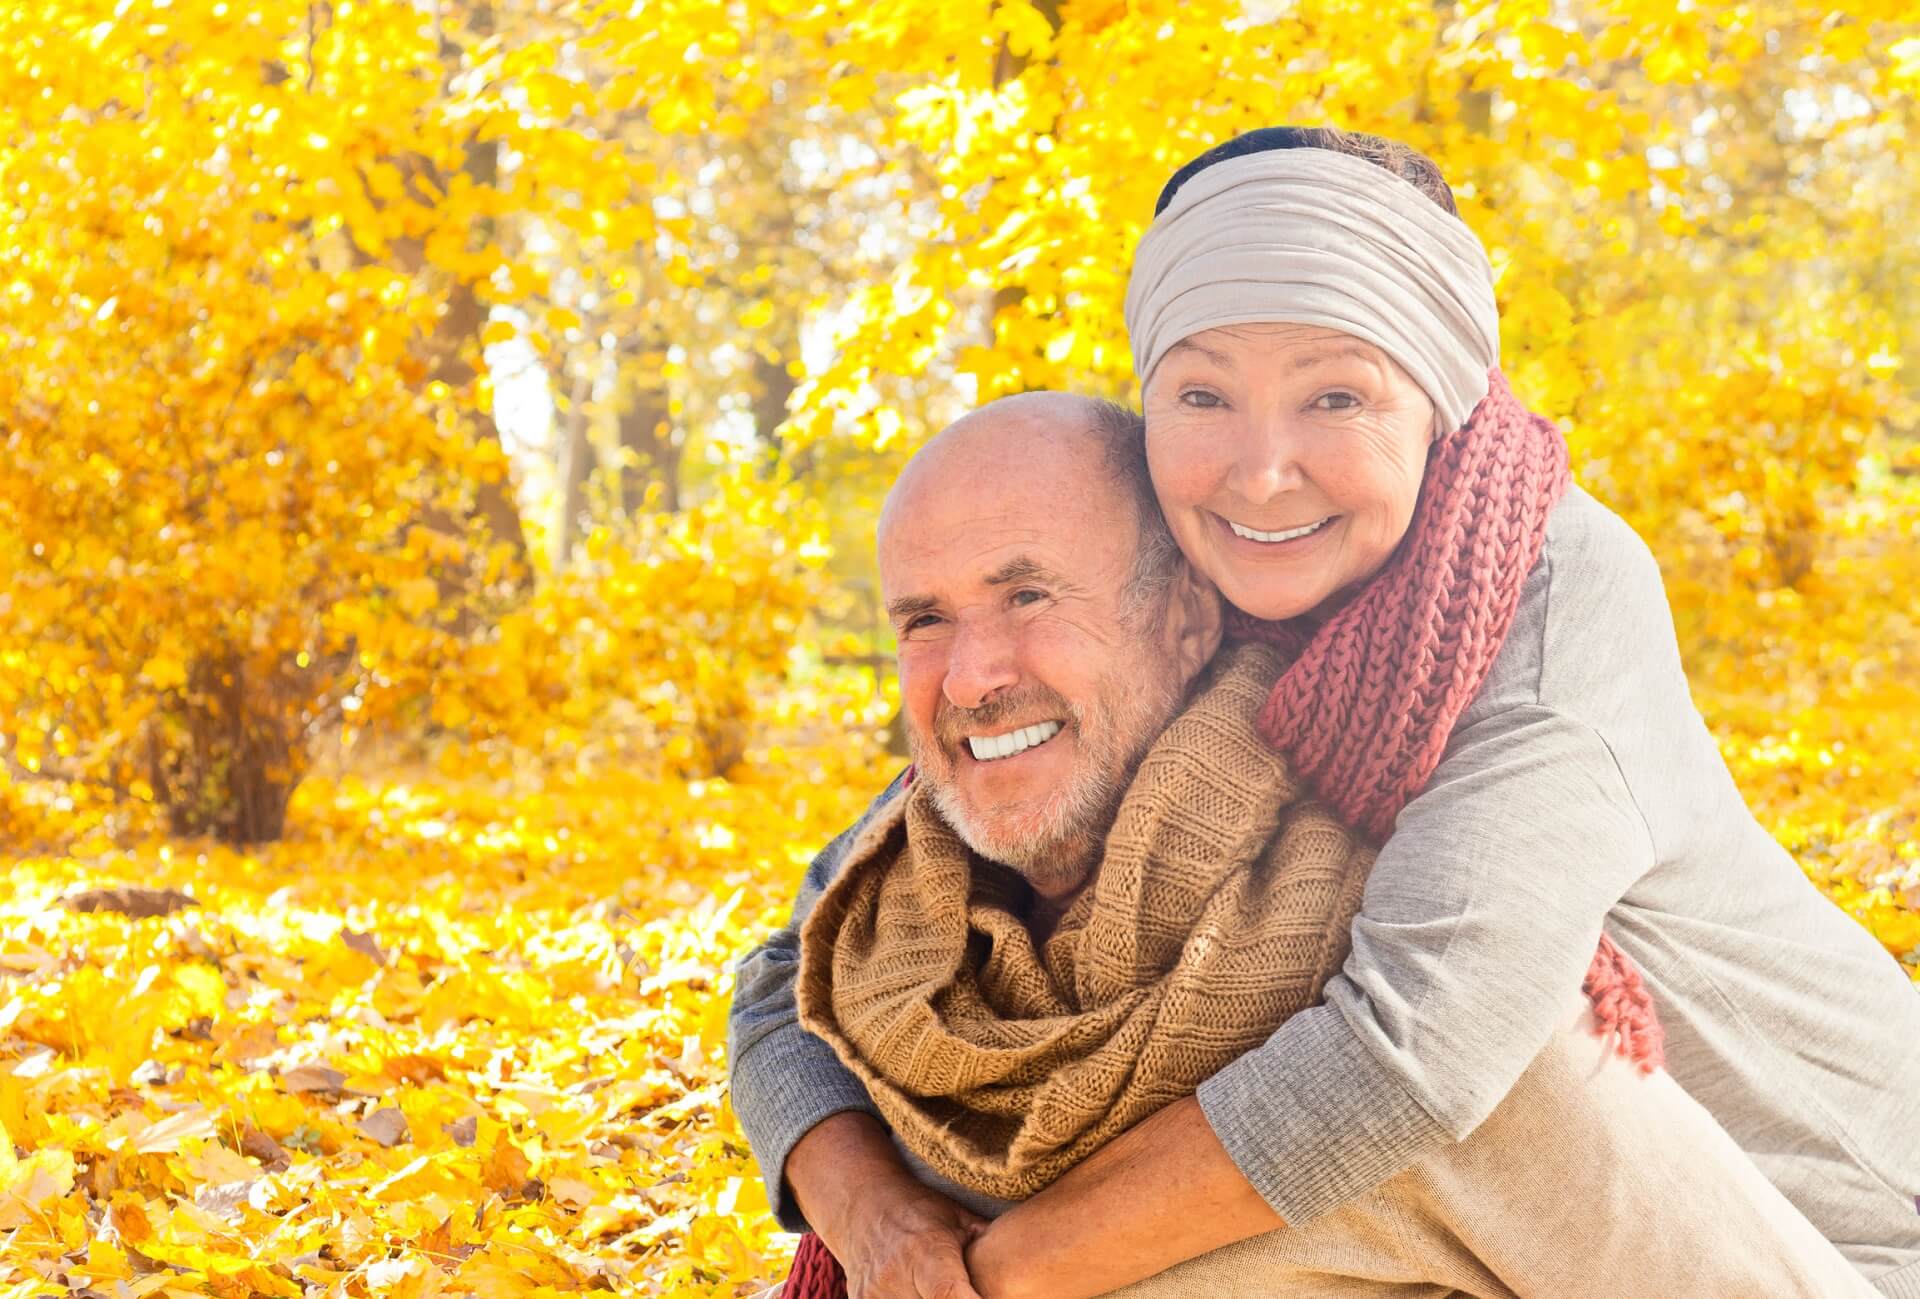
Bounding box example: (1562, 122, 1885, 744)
(1229, 366, 1664, 1073)
(781, 1232, 847, 1299)
(796, 644, 1375, 1201)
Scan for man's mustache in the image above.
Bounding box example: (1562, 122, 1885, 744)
(933, 686, 1079, 748)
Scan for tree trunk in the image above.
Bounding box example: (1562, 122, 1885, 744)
(147, 652, 301, 845)
(429, 0, 529, 575)
(750, 334, 801, 467)
(617, 334, 679, 513)
(557, 357, 596, 567)
(985, 0, 1064, 365)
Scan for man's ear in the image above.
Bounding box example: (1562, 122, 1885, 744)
(1167, 562, 1224, 684)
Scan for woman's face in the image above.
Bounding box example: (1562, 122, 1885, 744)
(1142, 322, 1437, 623)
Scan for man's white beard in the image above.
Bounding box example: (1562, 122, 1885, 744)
(914, 659, 1184, 892)
(926, 745, 1115, 889)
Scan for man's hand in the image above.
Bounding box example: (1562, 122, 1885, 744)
(786, 1112, 989, 1299)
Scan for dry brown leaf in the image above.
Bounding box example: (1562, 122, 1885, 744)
(239, 1125, 290, 1171)
(358, 1106, 411, 1147)
(546, 1176, 594, 1210)
(443, 1115, 478, 1147)
(340, 928, 387, 965)
(64, 886, 198, 919)
(278, 1063, 346, 1096)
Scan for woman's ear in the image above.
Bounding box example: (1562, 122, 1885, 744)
(1167, 561, 1225, 685)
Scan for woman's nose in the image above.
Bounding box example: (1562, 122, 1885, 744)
(943, 619, 1019, 711)
(1225, 415, 1304, 506)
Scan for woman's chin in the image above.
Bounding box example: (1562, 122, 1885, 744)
(1218, 575, 1337, 623)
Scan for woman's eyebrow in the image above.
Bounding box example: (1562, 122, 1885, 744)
(1289, 344, 1383, 373)
(1164, 338, 1234, 368)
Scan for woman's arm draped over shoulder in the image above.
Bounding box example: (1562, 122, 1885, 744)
(1195, 704, 1656, 1223)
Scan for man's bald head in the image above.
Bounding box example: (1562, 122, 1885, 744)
(883, 392, 1110, 527)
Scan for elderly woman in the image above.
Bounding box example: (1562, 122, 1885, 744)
(730, 127, 1920, 1297)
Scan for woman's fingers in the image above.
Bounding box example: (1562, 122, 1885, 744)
(845, 1189, 989, 1299)
(910, 1246, 986, 1299)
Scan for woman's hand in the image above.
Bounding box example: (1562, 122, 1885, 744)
(786, 1111, 989, 1299)
(838, 1184, 988, 1299)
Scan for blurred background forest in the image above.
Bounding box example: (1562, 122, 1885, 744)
(2, 0, 1916, 1295)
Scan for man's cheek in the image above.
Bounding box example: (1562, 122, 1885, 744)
(894, 654, 944, 728)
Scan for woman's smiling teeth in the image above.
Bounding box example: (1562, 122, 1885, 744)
(1227, 516, 1333, 544)
(967, 721, 1063, 762)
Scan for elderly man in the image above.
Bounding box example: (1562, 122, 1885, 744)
(729, 393, 1880, 1299)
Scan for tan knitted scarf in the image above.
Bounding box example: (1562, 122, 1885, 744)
(795, 643, 1375, 1201)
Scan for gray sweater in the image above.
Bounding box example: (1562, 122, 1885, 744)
(727, 486, 1920, 1294)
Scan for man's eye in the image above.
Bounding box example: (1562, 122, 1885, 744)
(904, 614, 942, 632)
(1010, 589, 1046, 607)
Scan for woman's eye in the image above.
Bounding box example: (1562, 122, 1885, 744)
(1315, 391, 1360, 412)
(1179, 388, 1223, 409)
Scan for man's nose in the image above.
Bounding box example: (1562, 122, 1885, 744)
(1225, 414, 1305, 505)
(943, 618, 1020, 711)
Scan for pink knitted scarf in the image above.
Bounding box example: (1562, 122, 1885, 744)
(1228, 366, 1663, 1074)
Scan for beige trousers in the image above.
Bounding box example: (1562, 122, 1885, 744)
(1105, 985, 1877, 1298)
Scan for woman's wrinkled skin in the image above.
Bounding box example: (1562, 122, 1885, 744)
(1141, 322, 1439, 623)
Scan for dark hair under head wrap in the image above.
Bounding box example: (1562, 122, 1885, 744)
(1155, 125, 1460, 219)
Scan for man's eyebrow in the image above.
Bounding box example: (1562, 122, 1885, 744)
(886, 558, 1075, 623)
(885, 594, 940, 622)
(983, 556, 1069, 589)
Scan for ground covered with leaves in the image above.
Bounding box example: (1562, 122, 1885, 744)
(2, 686, 1915, 1299)
(0, 735, 895, 1299)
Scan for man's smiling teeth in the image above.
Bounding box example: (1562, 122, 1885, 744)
(1228, 516, 1332, 544)
(967, 721, 1063, 762)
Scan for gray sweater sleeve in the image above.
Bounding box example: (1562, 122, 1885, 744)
(727, 770, 910, 1232)
(1195, 702, 1657, 1226)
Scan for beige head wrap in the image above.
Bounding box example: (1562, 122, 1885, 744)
(1124, 147, 1501, 439)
